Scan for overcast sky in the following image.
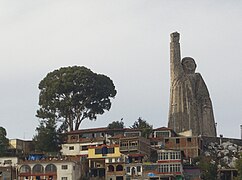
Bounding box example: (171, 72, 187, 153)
(0, 1, 242, 140)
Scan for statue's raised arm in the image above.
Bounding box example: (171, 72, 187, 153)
(170, 32, 184, 82)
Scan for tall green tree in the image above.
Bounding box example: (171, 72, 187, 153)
(37, 66, 117, 131)
(107, 119, 124, 129)
(235, 154, 242, 180)
(195, 156, 217, 180)
(33, 119, 59, 152)
(0, 127, 9, 156)
(130, 117, 153, 138)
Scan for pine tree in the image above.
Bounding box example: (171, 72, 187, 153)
(33, 119, 59, 153)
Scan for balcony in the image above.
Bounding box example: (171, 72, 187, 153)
(120, 145, 138, 151)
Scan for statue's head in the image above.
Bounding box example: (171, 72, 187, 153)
(181, 57, 197, 74)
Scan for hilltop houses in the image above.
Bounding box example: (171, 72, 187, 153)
(0, 126, 242, 180)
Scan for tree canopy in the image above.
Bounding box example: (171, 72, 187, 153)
(33, 119, 59, 152)
(235, 154, 242, 180)
(130, 117, 153, 138)
(107, 119, 124, 129)
(0, 127, 9, 156)
(37, 66, 117, 131)
(195, 156, 217, 180)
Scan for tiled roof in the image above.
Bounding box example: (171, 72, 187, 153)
(63, 127, 141, 135)
(153, 127, 173, 131)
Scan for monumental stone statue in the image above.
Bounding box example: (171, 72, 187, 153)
(168, 32, 217, 137)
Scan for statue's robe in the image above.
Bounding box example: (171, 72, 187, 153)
(168, 32, 216, 137)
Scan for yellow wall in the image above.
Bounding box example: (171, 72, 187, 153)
(9, 139, 17, 149)
(88, 146, 121, 159)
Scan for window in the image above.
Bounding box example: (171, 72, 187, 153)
(176, 152, 181, 159)
(61, 177, 68, 180)
(164, 152, 169, 160)
(164, 165, 169, 172)
(20, 165, 31, 173)
(124, 131, 141, 137)
(170, 164, 174, 172)
(129, 141, 138, 146)
(158, 164, 169, 173)
(176, 164, 181, 172)
(170, 164, 181, 172)
(159, 152, 169, 160)
(45, 164, 57, 173)
(137, 166, 141, 172)
(33, 164, 44, 173)
(81, 133, 92, 138)
(102, 146, 108, 155)
(3, 160, 12, 164)
(156, 131, 170, 138)
(159, 165, 165, 173)
(158, 153, 162, 160)
(120, 142, 128, 147)
(187, 137, 192, 142)
(95, 148, 102, 154)
(81, 156, 87, 162)
(170, 152, 180, 159)
(81, 146, 88, 151)
(95, 133, 101, 138)
(108, 165, 114, 172)
(176, 138, 180, 144)
(69, 146, 74, 150)
(127, 167, 130, 173)
(70, 135, 77, 140)
(116, 165, 123, 171)
(108, 158, 112, 163)
(61, 165, 68, 170)
(165, 139, 169, 143)
(108, 147, 114, 154)
(151, 142, 158, 146)
(170, 152, 176, 159)
(160, 153, 163, 160)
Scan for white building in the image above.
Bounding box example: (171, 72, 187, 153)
(18, 159, 81, 180)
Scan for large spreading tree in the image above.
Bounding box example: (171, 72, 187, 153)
(37, 66, 117, 131)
